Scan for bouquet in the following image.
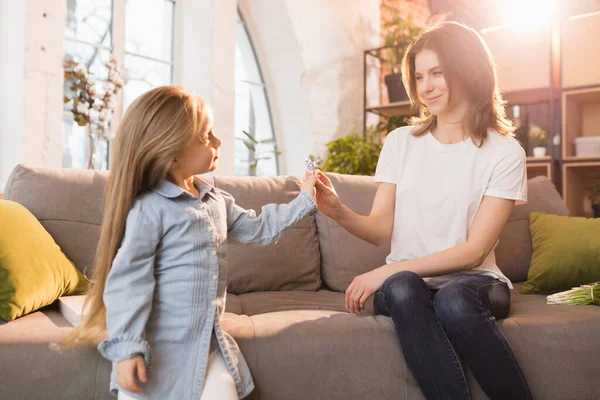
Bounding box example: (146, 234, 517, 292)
(546, 282, 599, 305)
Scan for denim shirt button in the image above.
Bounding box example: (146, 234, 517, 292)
(211, 250, 216, 256)
(207, 226, 213, 232)
(212, 274, 218, 281)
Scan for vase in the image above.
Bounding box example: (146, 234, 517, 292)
(593, 204, 600, 218)
(384, 73, 409, 103)
(533, 147, 547, 158)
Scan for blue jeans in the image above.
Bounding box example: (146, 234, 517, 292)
(374, 271, 532, 400)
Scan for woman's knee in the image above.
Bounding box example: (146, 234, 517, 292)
(380, 270, 427, 307)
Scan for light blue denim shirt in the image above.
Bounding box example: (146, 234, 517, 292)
(97, 176, 316, 399)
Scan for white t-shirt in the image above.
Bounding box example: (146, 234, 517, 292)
(374, 125, 527, 289)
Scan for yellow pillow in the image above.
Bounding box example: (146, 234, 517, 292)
(0, 200, 88, 321)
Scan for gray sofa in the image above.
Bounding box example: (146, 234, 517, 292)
(1, 164, 599, 400)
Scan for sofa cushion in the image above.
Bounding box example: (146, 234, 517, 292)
(205, 175, 321, 294)
(316, 173, 391, 293)
(316, 174, 569, 290)
(0, 200, 88, 321)
(3, 165, 108, 277)
(0, 307, 113, 400)
(521, 212, 600, 294)
(500, 283, 600, 400)
(495, 176, 569, 282)
(4, 165, 322, 294)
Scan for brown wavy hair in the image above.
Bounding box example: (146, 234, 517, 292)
(401, 21, 515, 146)
(55, 86, 211, 349)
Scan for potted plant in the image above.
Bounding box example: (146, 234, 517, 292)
(529, 125, 547, 158)
(588, 176, 600, 218)
(315, 125, 383, 176)
(380, 12, 421, 103)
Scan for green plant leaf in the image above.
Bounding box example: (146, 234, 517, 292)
(241, 130, 259, 144)
(242, 139, 256, 152)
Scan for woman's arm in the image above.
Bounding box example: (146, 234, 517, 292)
(346, 195, 516, 312)
(314, 171, 396, 247)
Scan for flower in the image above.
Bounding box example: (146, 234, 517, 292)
(63, 55, 126, 168)
(305, 158, 318, 174)
(546, 282, 600, 305)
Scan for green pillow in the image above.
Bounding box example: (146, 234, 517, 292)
(522, 212, 600, 294)
(0, 200, 88, 321)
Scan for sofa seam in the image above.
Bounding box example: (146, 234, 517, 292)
(38, 218, 101, 226)
(326, 216, 338, 290)
(93, 353, 100, 400)
(249, 315, 260, 400)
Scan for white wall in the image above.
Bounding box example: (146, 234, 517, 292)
(239, 0, 381, 176)
(0, 0, 65, 191)
(0, 0, 26, 190)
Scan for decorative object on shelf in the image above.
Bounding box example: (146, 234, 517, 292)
(238, 130, 282, 175)
(529, 125, 547, 157)
(379, 12, 421, 103)
(588, 176, 600, 218)
(63, 57, 124, 170)
(575, 136, 600, 157)
(317, 125, 382, 176)
(546, 282, 599, 306)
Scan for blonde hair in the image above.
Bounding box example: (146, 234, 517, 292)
(401, 21, 515, 146)
(57, 86, 211, 348)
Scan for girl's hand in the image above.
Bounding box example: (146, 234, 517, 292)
(300, 171, 319, 197)
(313, 170, 343, 220)
(116, 355, 148, 393)
(345, 267, 389, 313)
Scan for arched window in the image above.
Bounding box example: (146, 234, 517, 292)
(234, 10, 279, 176)
(63, 0, 175, 170)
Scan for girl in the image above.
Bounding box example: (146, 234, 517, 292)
(60, 86, 319, 399)
(313, 22, 532, 400)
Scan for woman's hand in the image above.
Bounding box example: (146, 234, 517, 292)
(345, 267, 390, 313)
(116, 355, 147, 393)
(312, 170, 343, 220)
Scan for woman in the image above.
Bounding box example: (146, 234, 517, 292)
(313, 22, 532, 400)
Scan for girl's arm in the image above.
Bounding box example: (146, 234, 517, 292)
(346, 195, 515, 312)
(97, 200, 160, 366)
(314, 171, 396, 247)
(221, 175, 319, 246)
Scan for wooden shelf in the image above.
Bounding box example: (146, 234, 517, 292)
(481, 25, 552, 94)
(562, 162, 600, 217)
(526, 156, 552, 162)
(366, 101, 416, 118)
(562, 11, 600, 88)
(503, 88, 559, 106)
(563, 156, 600, 162)
(527, 161, 552, 180)
(562, 87, 600, 159)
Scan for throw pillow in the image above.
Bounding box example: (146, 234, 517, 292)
(0, 200, 88, 321)
(522, 212, 600, 294)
